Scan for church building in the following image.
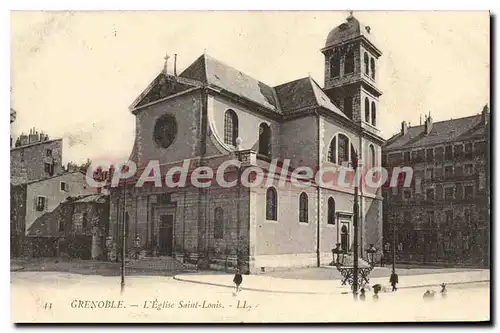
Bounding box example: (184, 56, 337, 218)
(108, 13, 385, 273)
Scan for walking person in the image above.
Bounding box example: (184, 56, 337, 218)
(233, 268, 243, 295)
(440, 283, 447, 297)
(390, 272, 399, 292)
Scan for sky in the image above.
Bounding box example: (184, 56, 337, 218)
(10, 11, 490, 165)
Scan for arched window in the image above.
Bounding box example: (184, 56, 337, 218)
(266, 187, 277, 221)
(371, 102, 377, 126)
(328, 197, 336, 225)
(364, 53, 369, 75)
(344, 49, 355, 74)
(224, 109, 238, 146)
(351, 144, 357, 167)
(328, 137, 337, 163)
(299, 192, 308, 223)
(364, 97, 370, 123)
(258, 123, 271, 157)
(369, 145, 376, 167)
(330, 52, 340, 78)
(370, 58, 376, 79)
(338, 134, 349, 166)
(214, 207, 224, 239)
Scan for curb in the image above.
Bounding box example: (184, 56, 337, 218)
(10, 266, 24, 272)
(173, 275, 489, 295)
(173, 276, 334, 295)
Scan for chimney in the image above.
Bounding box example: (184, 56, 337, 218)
(401, 121, 408, 135)
(28, 128, 39, 144)
(425, 112, 433, 135)
(482, 104, 489, 125)
(19, 133, 29, 146)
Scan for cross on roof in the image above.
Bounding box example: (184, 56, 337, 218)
(163, 53, 170, 73)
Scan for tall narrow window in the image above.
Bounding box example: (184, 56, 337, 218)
(266, 187, 277, 221)
(371, 102, 377, 126)
(330, 52, 340, 78)
(369, 145, 376, 167)
(224, 109, 238, 147)
(338, 134, 349, 166)
(82, 212, 89, 231)
(214, 207, 224, 239)
(344, 49, 354, 74)
(343, 97, 353, 119)
(258, 123, 271, 157)
(364, 97, 370, 122)
(328, 137, 337, 163)
(370, 58, 376, 79)
(351, 144, 357, 167)
(327, 197, 336, 224)
(364, 53, 369, 75)
(299, 192, 308, 223)
(44, 163, 54, 176)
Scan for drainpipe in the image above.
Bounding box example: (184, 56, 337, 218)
(315, 109, 321, 267)
(359, 130, 364, 257)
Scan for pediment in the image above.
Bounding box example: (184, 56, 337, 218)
(131, 74, 199, 109)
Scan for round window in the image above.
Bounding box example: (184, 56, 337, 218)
(153, 114, 177, 148)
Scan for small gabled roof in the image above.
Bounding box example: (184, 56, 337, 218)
(274, 76, 349, 119)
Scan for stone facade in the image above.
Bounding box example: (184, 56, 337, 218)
(11, 171, 95, 257)
(382, 110, 490, 267)
(108, 14, 385, 273)
(10, 132, 63, 185)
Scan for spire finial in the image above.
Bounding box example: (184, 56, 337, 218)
(163, 52, 170, 74)
(347, 11, 354, 21)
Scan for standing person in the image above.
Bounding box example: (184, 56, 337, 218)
(233, 268, 243, 295)
(359, 288, 366, 301)
(390, 272, 399, 291)
(372, 284, 381, 301)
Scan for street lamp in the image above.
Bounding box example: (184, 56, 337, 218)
(120, 165, 129, 294)
(234, 137, 243, 271)
(351, 151, 359, 298)
(366, 244, 377, 267)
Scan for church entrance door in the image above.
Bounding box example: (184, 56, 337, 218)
(159, 215, 174, 256)
(340, 223, 350, 253)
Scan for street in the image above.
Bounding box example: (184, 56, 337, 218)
(11, 271, 490, 323)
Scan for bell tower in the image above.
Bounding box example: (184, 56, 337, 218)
(321, 12, 382, 134)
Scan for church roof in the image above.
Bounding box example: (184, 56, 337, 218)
(179, 54, 350, 118)
(275, 76, 349, 118)
(384, 114, 487, 151)
(180, 54, 280, 112)
(132, 53, 351, 120)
